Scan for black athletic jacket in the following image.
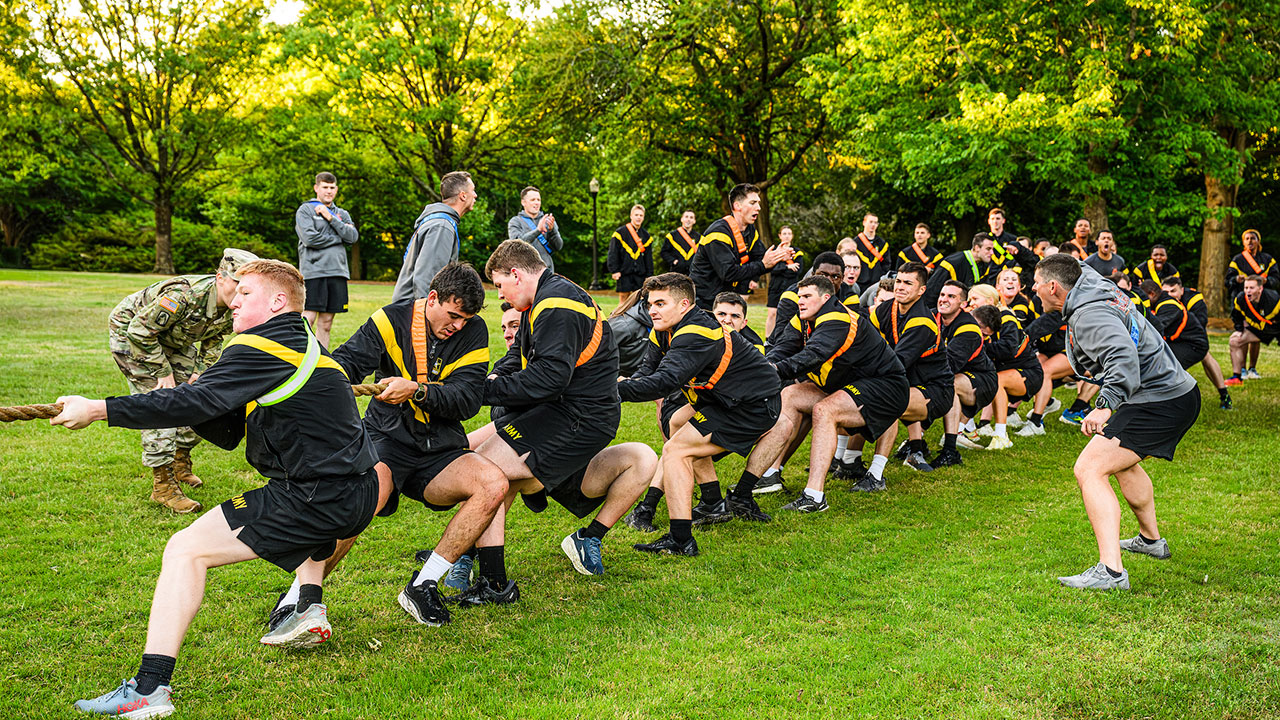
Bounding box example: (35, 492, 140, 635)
(1183, 288, 1208, 327)
(1026, 309, 1067, 357)
(333, 300, 489, 454)
(895, 242, 943, 270)
(1150, 292, 1209, 348)
(1225, 251, 1278, 296)
(107, 312, 377, 482)
(853, 232, 891, 288)
(769, 294, 904, 392)
(618, 307, 778, 408)
(1232, 288, 1280, 335)
(607, 224, 654, 281)
(941, 310, 996, 377)
(768, 282, 861, 346)
(871, 298, 951, 387)
(690, 216, 765, 308)
(661, 227, 701, 275)
(1006, 293, 1038, 325)
(487, 269, 620, 409)
(739, 324, 765, 354)
(925, 250, 998, 306)
(982, 308, 1040, 372)
(1130, 258, 1180, 285)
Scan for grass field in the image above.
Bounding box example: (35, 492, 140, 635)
(1, 268, 1278, 719)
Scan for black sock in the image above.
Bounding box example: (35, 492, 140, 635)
(977, 419, 990, 429)
(943, 433, 957, 450)
(911, 439, 927, 453)
(1104, 565, 1124, 578)
(478, 545, 507, 586)
(297, 584, 322, 612)
(1249, 366, 1257, 372)
(641, 487, 664, 510)
(134, 654, 176, 695)
(1029, 412, 1043, 426)
(581, 519, 609, 540)
(465, 546, 477, 559)
(1138, 533, 1158, 545)
(670, 519, 693, 543)
(698, 481, 723, 505)
(1219, 387, 1230, 398)
(1069, 399, 1089, 412)
(733, 471, 759, 498)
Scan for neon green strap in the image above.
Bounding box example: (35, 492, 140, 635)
(257, 321, 320, 406)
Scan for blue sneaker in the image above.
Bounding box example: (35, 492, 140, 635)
(1058, 408, 1086, 426)
(442, 552, 475, 592)
(74, 678, 174, 718)
(561, 529, 604, 576)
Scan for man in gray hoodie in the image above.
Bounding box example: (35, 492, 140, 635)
(507, 186, 563, 271)
(296, 171, 359, 348)
(393, 171, 476, 303)
(1034, 254, 1201, 591)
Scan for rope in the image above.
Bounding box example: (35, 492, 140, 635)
(0, 383, 391, 423)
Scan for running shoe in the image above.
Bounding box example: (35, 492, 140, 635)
(1058, 562, 1129, 590)
(1119, 534, 1171, 560)
(780, 493, 829, 513)
(74, 678, 174, 718)
(446, 577, 521, 607)
(398, 572, 451, 626)
(691, 498, 733, 527)
(902, 451, 934, 472)
(986, 435, 1013, 450)
(726, 493, 772, 522)
(1015, 422, 1046, 437)
(633, 533, 699, 556)
(1059, 408, 1086, 425)
(932, 447, 963, 467)
(561, 530, 605, 576)
(622, 504, 658, 533)
(259, 603, 332, 648)
(442, 552, 475, 592)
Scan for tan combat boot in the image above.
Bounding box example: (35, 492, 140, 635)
(151, 465, 202, 514)
(172, 448, 203, 488)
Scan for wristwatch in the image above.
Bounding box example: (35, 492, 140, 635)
(1093, 395, 1111, 410)
(412, 383, 427, 403)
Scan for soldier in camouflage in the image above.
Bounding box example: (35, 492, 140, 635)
(108, 248, 259, 513)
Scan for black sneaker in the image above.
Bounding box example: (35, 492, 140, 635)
(726, 493, 772, 522)
(266, 592, 294, 632)
(413, 549, 432, 563)
(1220, 392, 1232, 410)
(893, 441, 911, 460)
(752, 473, 784, 494)
(780, 493, 829, 513)
(834, 458, 865, 480)
(521, 489, 548, 513)
(397, 573, 451, 626)
(902, 450, 934, 472)
(851, 471, 886, 493)
(691, 498, 733, 527)
(445, 577, 522, 607)
(623, 504, 658, 533)
(633, 532, 699, 556)
(932, 447, 963, 467)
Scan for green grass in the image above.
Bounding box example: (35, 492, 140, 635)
(0, 268, 1278, 719)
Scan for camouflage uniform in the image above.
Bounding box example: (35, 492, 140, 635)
(108, 273, 235, 467)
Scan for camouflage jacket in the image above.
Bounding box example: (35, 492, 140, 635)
(108, 274, 233, 377)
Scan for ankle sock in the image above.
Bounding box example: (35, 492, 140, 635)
(416, 552, 453, 585)
(581, 519, 609, 540)
(1069, 398, 1089, 412)
(134, 654, 176, 695)
(835, 434, 849, 459)
(1104, 565, 1124, 578)
(843, 448, 862, 464)
(641, 487, 664, 510)
(297, 584, 322, 612)
(278, 578, 301, 610)
(732, 471, 758, 498)
(868, 455, 888, 479)
(803, 487, 825, 503)
(763, 467, 780, 479)
(1029, 412, 1043, 427)
(994, 423, 1007, 439)
(943, 433, 957, 450)
(670, 519, 693, 543)
(1138, 533, 1159, 545)
(478, 546, 507, 586)
(698, 481, 723, 505)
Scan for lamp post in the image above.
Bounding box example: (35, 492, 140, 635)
(589, 177, 601, 290)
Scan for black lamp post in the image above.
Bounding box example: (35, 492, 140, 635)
(589, 177, 601, 290)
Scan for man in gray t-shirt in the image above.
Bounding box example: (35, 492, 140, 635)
(507, 186, 563, 271)
(1083, 229, 1126, 279)
(295, 171, 358, 348)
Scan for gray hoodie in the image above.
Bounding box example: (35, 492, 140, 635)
(295, 201, 358, 279)
(1063, 262, 1197, 409)
(507, 211, 563, 271)
(392, 203, 461, 303)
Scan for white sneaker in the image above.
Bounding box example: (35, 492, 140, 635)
(1007, 413, 1025, 429)
(1015, 422, 1046, 437)
(1244, 368, 1263, 380)
(1044, 397, 1062, 414)
(977, 424, 996, 437)
(957, 434, 986, 450)
(987, 435, 1013, 450)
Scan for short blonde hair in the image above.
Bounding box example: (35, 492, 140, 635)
(836, 237, 857, 254)
(241, 259, 305, 310)
(967, 283, 1000, 308)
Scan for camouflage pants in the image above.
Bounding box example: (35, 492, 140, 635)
(110, 349, 201, 468)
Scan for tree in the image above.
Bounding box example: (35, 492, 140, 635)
(18, 0, 269, 273)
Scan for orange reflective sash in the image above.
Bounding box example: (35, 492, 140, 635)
(624, 224, 647, 256)
(1242, 250, 1264, 275)
(687, 327, 734, 390)
(723, 215, 750, 265)
(910, 243, 933, 266)
(1244, 293, 1275, 327)
(577, 307, 605, 366)
(891, 302, 942, 357)
(411, 298, 430, 382)
(674, 227, 697, 260)
(859, 232, 886, 266)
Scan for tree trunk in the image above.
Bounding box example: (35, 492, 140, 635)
(350, 241, 362, 281)
(1083, 154, 1110, 235)
(0, 204, 20, 249)
(152, 194, 176, 274)
(953, 216, 978, 247)
(1200, 173, 1237, 317)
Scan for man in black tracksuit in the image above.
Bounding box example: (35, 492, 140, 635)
(618, 273, 781, 556)
(767, 251, 847, 346)
(661, 210, 701, 275)
(1161, 277, 1231, 409)
(477, 240, 657, 583)
(689, 183, 791, 308)
(934, 279, 998, 467)
(972, 304, 1044, 450)
(750, 275, 908, 509)
(607, 204, 654, 294)
(53, 260, 380, 716)
(924, 234, 999, 306)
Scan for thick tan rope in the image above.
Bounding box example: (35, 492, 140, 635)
(0, 383, 390, 423)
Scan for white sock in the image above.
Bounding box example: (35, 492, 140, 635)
(869, 455, 888, 479)
(843, 448, 862, 463)
(803, 487, 825, 502)
(763, 467, 780, 478)
(414, 551, 454, 586)
(835, 435, 849, 458)
(277, 578, 301, 610)
(995, 423, 1007, 439)
(963, 419, 976, 432)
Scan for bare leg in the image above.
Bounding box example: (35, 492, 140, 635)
(579, 442, 658, 527)
(808, 392, 867, 492)
(1072, 435, 1146, 572)
(1201, 350, 1227, 388)
(1229, 331, 1248, 374)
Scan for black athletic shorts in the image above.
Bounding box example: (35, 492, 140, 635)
(915, 377, 955, 427)
(304, 276, 349, 314)
(493, 399, 621, 518)
(1103, 387, 1201, 461)
(659, 390, 689, 439)
(1169, 337, 1210, 371)
(368, 427, 470, 517)
(687, 394, 781, 457)
(841, 374, 910, 441)
(766, 284, 788, 308)
(1005, 365, 1044, 404)
(960, 370, 999, 419)
(1243, 329, 1279, 346)
(221, 468, 378, 572)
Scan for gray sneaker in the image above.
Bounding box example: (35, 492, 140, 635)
(74, 678, 174, 718)
(442, 552, 475, 591)
(1119, 535, 1171, 559)
(259, 602, 332, 647)
(1058, 562, 1130, 591)
(780, 493, 829, 513)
